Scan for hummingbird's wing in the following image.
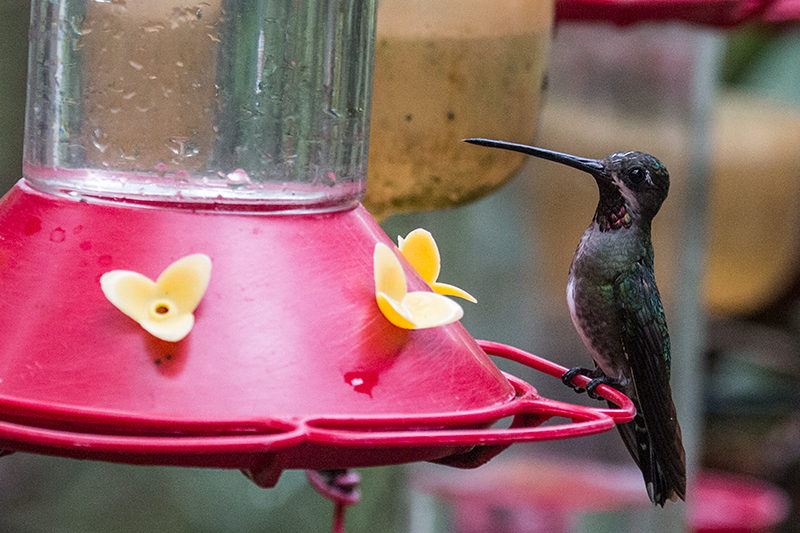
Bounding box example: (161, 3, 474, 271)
(615, 262, 686, 504)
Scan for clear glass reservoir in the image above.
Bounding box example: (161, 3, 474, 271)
(24, 0, 376, 212)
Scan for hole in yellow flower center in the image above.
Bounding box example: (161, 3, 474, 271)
(149, 300, 176, 321)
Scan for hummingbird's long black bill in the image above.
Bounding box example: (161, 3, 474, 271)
(463, 138, 605, 176)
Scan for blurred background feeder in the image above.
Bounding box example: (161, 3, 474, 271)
(411, 458, 790, 533)
(556, 0, 800, 26)
(363, 0, 554, 220)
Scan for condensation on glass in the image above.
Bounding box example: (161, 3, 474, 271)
(24, 0, 376, 212)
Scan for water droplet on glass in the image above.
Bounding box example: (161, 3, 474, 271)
(91, 140, 107, 153)
(91, 129, 107, 153)
(142, 23, 164, 33)
(226, 169, 250, 184)
(69, 16, 84, 36)
(169, 137, 188, 157)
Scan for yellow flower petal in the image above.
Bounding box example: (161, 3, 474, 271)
(398, 228, 476, 303)
(101, 254, 212, 342)
(431, 282, 478, 304)
(374, 243, 465, 330)
(397, 229, 440, 284)
(374, 243, 407, 301)
(155, 253, 212, 314)
(402, 291, 464, 328)
(100, 270, 160, 324)
(140, 313, 196, 343)
(376, 292, 416, 329)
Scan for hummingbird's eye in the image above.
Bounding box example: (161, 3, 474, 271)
(629, 167, 646, 184)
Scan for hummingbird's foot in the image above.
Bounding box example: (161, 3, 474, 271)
(561, 366, 604, 394)
(585, 375, 621, 400)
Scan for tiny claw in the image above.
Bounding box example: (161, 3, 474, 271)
(586, 382, 604, 400)
(585, 376, 619, 401)
(561, 366, 600, 394)
(561, 367, 583, 389)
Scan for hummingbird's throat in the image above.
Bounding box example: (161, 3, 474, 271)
(594, 179, 635, 232)
(596, 204, 632, 232)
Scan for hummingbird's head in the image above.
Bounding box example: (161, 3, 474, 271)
(463, 138, 670, 230)
(599, 150, 670, 224)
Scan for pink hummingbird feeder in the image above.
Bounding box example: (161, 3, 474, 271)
(0, 0, 633, 529)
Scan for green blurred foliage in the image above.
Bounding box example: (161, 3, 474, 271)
(0, 453, 407, 533)
(0, 0, 29, 194)
(720, 23, 800, 107)
(719, 26, 776, 85)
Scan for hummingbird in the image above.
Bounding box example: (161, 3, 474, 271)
(464, 138, 686, 506)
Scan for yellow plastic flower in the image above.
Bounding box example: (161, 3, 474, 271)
(397, 229, 477, 303)
(374, 243, 464, 330)
(100, 254, 212, 342)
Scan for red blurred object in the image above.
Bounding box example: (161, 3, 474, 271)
(414, 459, 790, 533)
(690, 470, 791, 533)
(0, 181, 634, 487)
(556, 0, 800, 26)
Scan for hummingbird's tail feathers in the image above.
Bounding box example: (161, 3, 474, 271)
(650, 406, 687, 504)
(615, 400, 686, 506)
(625, 326, 687, 506)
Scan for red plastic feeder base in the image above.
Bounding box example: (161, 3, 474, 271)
(0, 181, 633, 486)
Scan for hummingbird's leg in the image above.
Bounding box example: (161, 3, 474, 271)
(561, 366, 604, 394)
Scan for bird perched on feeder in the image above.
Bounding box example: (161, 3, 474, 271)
(464, 138, 686, 506)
